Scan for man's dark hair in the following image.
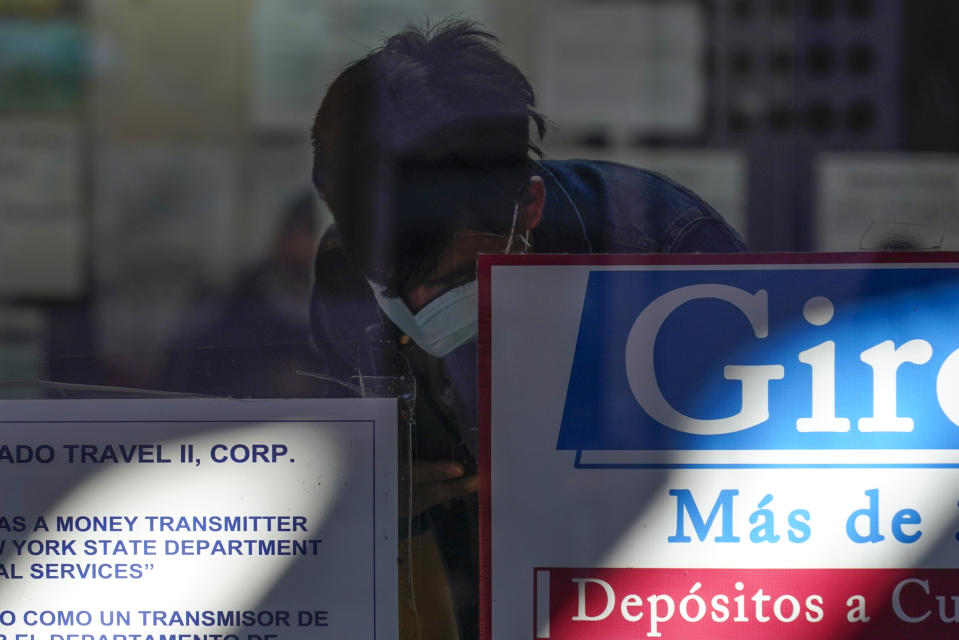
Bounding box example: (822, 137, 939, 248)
(311, 19, 546, 295)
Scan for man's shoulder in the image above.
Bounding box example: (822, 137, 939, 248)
(537, 158, 717, 218)
(536, 158, 745, 253)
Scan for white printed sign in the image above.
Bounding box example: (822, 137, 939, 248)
(0, 398, 397, 638)
(481, 253, 959, 640)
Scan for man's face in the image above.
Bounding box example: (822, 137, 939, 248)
(401, 230, 513, 312)
(398, 176, 545, 312)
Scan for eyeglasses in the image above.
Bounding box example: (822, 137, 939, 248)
(396, 230, 515, 311)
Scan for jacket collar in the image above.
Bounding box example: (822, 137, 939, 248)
(533, 160, 594, 253)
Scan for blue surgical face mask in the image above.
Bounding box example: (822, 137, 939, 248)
(369, 279, 478, 358)
(368, 203, 527, 357)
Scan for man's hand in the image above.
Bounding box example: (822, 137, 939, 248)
(399, 460, 478, 518)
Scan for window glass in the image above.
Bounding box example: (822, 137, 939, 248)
(2, 2, 958, 639)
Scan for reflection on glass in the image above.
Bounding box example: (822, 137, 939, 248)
(859, 221, 943, 251)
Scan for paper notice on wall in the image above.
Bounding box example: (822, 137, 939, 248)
(548, 146, 748, 240)
(0, 306, 45, 381)
(537, 1, 706, 134)
(93, 144, 237, 378)
(250, 0, 488, 131)
(0, 18, 85, 111)
(0, 398, 397, 638)
(0, 119, 83, 297)
(93, 144, 236, 289)
(89, 0, 245, 138)
(815, 153, 959, 251)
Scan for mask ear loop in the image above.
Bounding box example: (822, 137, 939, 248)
(515, 230, 531, 253)
(504, 202, 519, 253)
(504, 202, 531, 254)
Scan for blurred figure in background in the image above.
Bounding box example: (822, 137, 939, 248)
(160, 190, 321, 398)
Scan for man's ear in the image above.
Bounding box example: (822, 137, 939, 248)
(517, 176, 545, 232)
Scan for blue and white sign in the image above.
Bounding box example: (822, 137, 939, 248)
(559, 263, 959, 467)
(480, 254, 959, 640)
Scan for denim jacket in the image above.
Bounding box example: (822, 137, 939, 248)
(308, 158, 746, 640)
